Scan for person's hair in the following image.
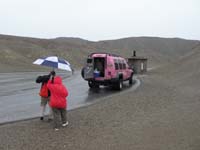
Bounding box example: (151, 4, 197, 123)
(51, 71, 56, 76)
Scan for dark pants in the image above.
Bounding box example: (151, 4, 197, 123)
(52, 108, 67, 128)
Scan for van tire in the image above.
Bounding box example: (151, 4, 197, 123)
(113, 79, 123, 90)
(81, 67, 85, 78)
(118, 80, 123, 90)
(88, 81, 94, 88)
(88, 81, 99, 88)
(129, 75, 133, 85)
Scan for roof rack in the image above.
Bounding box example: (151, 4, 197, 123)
(88, 52, 121, 57)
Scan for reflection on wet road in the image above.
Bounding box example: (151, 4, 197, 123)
(0, 71, 140, 124)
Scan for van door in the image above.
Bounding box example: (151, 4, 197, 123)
(94, 57, 105, 77)
(84, 58, 94, 79)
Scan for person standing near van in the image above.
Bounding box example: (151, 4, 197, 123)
(47, 75, 69, 130)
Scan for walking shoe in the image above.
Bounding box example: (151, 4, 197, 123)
(62, 121, 69, 127)
(40, 117, 44, 121)
(54, 128, 59, 131)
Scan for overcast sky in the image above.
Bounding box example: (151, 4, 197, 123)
(0, 0, 199, 41)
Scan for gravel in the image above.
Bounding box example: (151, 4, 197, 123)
(0, 66, 200, 150)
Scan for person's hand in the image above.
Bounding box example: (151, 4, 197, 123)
(50, 71, 56, 76)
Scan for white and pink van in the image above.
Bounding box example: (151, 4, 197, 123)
(81, 53, 133, 90)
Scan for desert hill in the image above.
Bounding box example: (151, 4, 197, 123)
(158, 42, 200, 86)
(0, 34, 199, 72)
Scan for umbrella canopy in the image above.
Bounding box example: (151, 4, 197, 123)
(33, 56, 72, 71)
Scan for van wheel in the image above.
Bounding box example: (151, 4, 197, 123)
(129, 75, 133, 85)
(88, 81, 99, 88)
(88, 81, 94, 88)
(81, 67, 85, 78)
(114, 79, 123, 90)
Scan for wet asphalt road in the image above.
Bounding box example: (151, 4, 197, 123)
(0, 71, 140, 124)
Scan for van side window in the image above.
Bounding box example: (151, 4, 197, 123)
(114, 59, 119, 70)
(119, 59, 123, 70)
(122, 60, 126, 69)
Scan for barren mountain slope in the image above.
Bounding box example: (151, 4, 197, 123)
(0, 34, 199, 72)
(95, 37, 199, 66)
(152, 42, 200, 100)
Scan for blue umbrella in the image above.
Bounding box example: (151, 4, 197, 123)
(33, 56, 72, 71)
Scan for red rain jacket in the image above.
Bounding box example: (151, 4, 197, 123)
(39, 83, 49, 98)
(47, 76, 68, 109)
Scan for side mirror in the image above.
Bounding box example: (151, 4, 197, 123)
(87, 58, 92, 63)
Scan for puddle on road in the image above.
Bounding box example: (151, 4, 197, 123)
(68, 79, 140, 110)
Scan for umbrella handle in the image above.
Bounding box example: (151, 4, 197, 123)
(51, 76, 54, 84)
(51, 68, 55, 84)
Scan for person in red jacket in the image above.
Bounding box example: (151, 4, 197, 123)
(47, 74, 69, 130)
